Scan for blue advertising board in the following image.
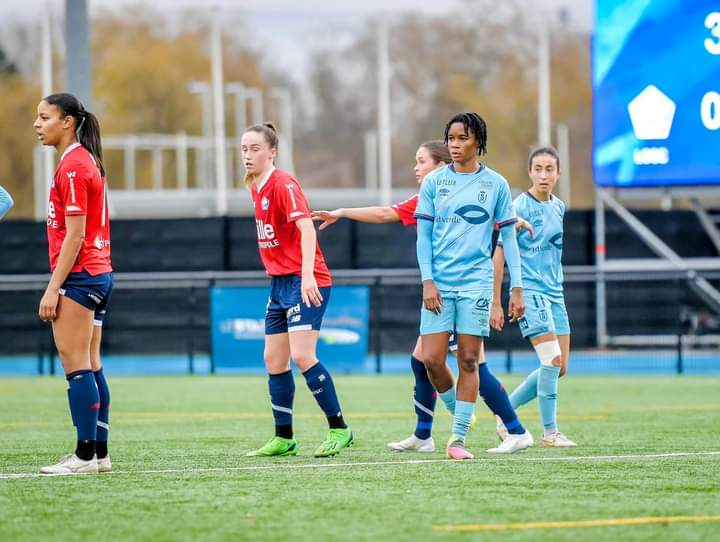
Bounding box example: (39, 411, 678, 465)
(593, 0, 720, 186)
(211, 286, 370, 372)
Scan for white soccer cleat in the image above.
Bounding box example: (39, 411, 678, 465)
(97, 455, 112, 472)
(495, 415, 508, 442)
(387, 434, 435, 453)
(486, 431, 534, 454)
(40, 454, 98, 475)
(542, 431, 577, 448)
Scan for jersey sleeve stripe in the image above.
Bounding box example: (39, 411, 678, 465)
(414, 213, 434, 222)
(497, 217, 518, 228)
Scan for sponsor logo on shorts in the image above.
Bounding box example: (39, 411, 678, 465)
(289, 315, 301, 324)
(519, 317, 529, 330)
(88, 293, 102, 304)
(286, 304, 301, 318)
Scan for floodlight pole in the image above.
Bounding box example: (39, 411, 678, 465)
(210, 10, 228, 216)
(377, 19, 392, 206)
(64, 0, 92, 109)
(537, 20, 551, 146)
(38, 12, 55, 220)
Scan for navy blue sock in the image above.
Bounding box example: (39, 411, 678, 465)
(268, 370, 295, 438)
(66, 369, 99, 458)
(478, 363, 525, 435)
(93, 369, 111, 457)
(410, 356, 436, 439)
(303, 362, 346, 429)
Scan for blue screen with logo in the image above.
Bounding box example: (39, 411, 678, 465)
(210, 286, 370, 372)
(593, 0, 720, 187)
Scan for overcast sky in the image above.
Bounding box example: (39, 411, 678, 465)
(1, 0, 593, 81)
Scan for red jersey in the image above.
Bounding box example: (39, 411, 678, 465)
(251, 169, 332, 287)
(392, 194, 419, 226)
(47, 143, 112, 275)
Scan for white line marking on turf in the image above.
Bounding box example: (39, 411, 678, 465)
(2, 451, 719, 481)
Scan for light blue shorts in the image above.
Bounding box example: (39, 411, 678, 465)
(420, 289, 493, 338)
(517, 290, 570, 339)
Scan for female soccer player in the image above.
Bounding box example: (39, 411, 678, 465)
(0, 185, 14, 219)
(34, 93, 113, 474)
(313, 142, 534, 454)
(416, 112, 533, 459)
(242, 123, 353, 458)
(313, 141, 457, 453)
(491, 146, 576, 447)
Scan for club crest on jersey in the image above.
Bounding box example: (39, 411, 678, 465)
(478, 191, 487, 204)
(454, 204, 490, 225)
(261, 196, 270, 211)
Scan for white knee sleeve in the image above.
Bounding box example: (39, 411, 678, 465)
(534, 340, 561, 366)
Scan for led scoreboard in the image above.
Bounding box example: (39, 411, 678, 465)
(593, 0, 720, 187)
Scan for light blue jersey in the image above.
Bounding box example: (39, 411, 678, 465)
(501, 191, 565, 301)
(414, 164, 517, 291)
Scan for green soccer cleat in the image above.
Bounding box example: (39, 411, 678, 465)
(313, 428, 354, 457)
(246, 436, 298, 457)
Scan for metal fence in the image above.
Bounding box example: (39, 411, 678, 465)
(1, 266, 719, 375)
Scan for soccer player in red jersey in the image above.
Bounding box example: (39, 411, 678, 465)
(33, 93, 113, 475)
(242, 123, 353, 458)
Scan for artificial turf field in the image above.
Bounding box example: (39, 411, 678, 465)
(1, 374, 719, 542)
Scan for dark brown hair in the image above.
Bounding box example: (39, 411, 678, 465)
(528, 145, 560, 172)
(420, 140, 452, 165)
(44, 93, 105, 177)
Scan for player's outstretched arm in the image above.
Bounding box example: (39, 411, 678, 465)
(312, 206, 400, 230)
(0, 186, 14, 220)
(491, 246, 505, 331)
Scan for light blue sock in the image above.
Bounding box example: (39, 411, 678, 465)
(510, 368, 540, 409)
(538, 365, 561, 431)
(451, 400, 475, 441)
(438, 388, 456, 415)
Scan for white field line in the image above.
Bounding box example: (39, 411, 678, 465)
(1, 451, 719, 481)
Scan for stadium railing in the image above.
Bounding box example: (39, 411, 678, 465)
(1, 266, 719, 375)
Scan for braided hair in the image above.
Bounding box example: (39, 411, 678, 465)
(443, 112, 488, 156)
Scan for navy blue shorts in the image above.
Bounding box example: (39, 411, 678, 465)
(265, 275, 331, 335)
(59, 271, 114, 326)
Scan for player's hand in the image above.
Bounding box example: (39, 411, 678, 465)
(311, 209, 342, 231)
(507, 287, 525, 323)
(516, 218, 535, 238)
(301, 273, 323, 308)
(38, 287, 59, 322)
(422, 280, 443, 315)
(490, 301, 504, 331)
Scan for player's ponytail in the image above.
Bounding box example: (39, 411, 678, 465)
(420, 140, 452, 166)
(43, 93, 106, 177)
(243, 123, 280, 189)
(77, 110, 106, 178)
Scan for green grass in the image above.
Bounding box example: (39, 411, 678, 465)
(1, 374, 719, 542)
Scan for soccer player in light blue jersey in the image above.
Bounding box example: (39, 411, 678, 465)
(491, 146, 576, 448)
(415, 112, 534, 459)
(0, 185, 13, 220)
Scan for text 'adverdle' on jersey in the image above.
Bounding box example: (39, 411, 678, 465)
(593, 0, 720, 187)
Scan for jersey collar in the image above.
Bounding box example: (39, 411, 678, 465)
(526, 190, 553, 204)
(256, 167, 276, 192)
(59, 142, 82, 162)
(448, 163, 485, 174)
